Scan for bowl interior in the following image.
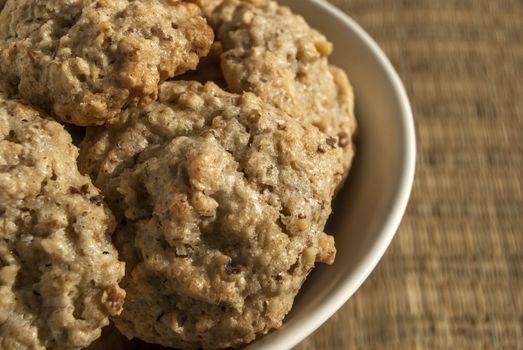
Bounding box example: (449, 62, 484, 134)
(246, 1, 415, 349)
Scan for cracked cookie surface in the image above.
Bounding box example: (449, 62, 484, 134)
(0, 0, 213, 126)
(79, 81, 342, 349)
(0, 94, 125, 350)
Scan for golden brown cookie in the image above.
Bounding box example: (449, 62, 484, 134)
(0, 0, 213, 126)
(0, 94, 125, 349)
(79, 81, 342, 349)
(208, 0, 356, 173)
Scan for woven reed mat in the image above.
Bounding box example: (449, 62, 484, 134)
(295, 0, 523, 349)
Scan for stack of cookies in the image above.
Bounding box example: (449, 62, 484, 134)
(0, 1, 356, 349)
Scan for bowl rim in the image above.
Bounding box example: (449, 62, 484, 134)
(247, 0, 416, 349)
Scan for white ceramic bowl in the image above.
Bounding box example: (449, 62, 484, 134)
(246, 0, 416, 349)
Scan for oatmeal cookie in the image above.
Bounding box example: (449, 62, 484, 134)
(0, 0, 213, 126)
(207, 0, 356, 172)
(0, 94, 125, 349)
(79, 81, 342, 349)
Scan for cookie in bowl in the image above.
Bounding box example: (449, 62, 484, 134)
(79, 81, 344, 349)
(0, 94, 125, 349)
(0, 0, 213, 126)
(207, 0, 357, 173)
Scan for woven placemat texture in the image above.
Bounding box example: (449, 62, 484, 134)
(295, 0, 523, 349)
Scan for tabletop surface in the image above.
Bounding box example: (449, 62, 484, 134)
(295, 0, 523, 349)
